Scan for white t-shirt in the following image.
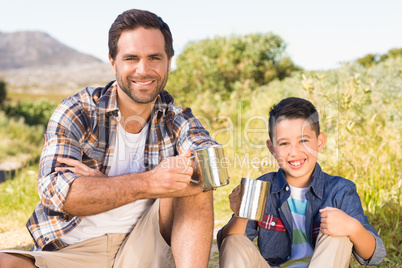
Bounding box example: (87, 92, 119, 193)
(61, 122, 154, 245)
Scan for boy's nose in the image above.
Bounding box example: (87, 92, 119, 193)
(289, 144, 301, 156)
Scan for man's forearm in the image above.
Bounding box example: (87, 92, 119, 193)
(63, 173, 148, 216)
(63, 172, 204, 216)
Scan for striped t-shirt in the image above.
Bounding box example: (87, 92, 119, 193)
(282, 185, 313, 268)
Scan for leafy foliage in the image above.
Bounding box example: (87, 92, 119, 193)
(0, 112, 44, 162)
(3, 98, 57, 126)
(167, 33, 300, 104)
(356, 48, 402, 68)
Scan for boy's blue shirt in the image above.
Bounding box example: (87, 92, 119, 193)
(217, 163, 386, 266)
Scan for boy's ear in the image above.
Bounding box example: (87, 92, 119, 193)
(266, 139, 276, 156)
(317, 132, 326, 152)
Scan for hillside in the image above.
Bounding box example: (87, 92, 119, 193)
(0, 31, 102, 70)
(0, 31, 114, 95)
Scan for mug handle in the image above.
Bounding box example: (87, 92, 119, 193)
(188, 155, 200, 184)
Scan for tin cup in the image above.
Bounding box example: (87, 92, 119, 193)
(190, 145, 230, 190)
(235, 177, 269, 221)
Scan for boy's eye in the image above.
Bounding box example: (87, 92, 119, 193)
(300, 139, 308, 143)
(279, 142, 289, 146)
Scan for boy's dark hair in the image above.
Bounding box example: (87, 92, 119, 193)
(108, 9, 174, 60)
(268, 97, 320, 140)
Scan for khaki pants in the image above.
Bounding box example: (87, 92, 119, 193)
(219, 232, 353, 268)
(2, 199, 175, 268)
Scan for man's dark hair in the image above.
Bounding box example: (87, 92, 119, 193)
(268, 97, 320, 140)
(108, 9, 174, 60)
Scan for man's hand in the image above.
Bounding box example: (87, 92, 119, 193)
(56, 158, 106, 177)
(147, 149, 202, 196)
(319, 207, 357, 237)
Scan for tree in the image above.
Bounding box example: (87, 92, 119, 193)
(356, 48, 402, 68)
(166, 33, 300, 103)
(356, 54, 378, 68)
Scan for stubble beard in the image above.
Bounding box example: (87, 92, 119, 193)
(116, 67, 169, 104)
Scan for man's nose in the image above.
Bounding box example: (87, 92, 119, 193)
(136, 59, 150, 75)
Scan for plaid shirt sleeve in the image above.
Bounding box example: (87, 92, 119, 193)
(172, 107, 219, 154)
(38, 97, 88, 218)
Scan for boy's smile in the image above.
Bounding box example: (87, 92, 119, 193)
(267, 118, 326, 188)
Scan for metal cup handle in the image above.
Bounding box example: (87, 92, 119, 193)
(188, 155, 200, 184)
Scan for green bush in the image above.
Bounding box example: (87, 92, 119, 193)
(356, 48, 402, 68)
(167, 33, 300, 105)
(3, 98, 57, 126)
(0, 111, 44, 162)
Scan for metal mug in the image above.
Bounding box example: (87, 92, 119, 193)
(235, 177, 269, 221)
(190, 144, 230, 190)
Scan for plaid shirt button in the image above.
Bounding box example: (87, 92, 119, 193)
(270, 222, 276, 226)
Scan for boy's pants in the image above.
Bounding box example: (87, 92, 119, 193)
(1, 199, 175, 268)
(219, 233, 353, 268)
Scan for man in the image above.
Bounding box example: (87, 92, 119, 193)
(0, 9, 217, 268)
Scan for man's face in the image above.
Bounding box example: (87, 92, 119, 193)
(267, 118, 326, 187)
(109, 27, 172, 104)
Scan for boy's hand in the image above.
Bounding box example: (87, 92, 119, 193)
(229, 185, 241, 213)
(319, 207, 357, 237)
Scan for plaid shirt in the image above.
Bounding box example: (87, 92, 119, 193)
(27, 81, 217, 251)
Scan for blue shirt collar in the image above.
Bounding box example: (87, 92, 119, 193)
(270, 163, 324, 200)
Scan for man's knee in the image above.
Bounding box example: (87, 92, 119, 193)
(0, 252, 36, 268)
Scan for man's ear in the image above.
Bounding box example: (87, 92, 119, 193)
(266, 139, 276, 156)
(168, 57, 173, 73)
(317, 132, 326, 152)
(108, 54, 117, 76)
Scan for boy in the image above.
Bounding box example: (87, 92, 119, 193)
(217, 97, 385, 267)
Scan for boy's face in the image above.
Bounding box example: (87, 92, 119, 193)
(267, 118, 326, 188)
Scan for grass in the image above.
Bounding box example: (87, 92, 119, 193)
(0, 165, 39, 233)
(0, 112, 44, 162)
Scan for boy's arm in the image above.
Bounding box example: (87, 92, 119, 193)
(320, 207, 375, 260)
(221, 216, 249, 240)
(220, 185, 248, 240)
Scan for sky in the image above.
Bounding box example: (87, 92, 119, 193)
(1, 0, 401, 70)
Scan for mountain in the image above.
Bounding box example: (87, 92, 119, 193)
(0, 31, 102, 70)
(0, 31, 115, 94)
